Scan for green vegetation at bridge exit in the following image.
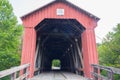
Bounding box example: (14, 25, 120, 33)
(0, 0, 23, 71)
(52, 59, 61, 68)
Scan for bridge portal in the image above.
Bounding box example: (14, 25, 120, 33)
(21, 0, 99, 78)
(35, 19, 84, 73)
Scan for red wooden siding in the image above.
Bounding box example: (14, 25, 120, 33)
(21, 2, 97, 29)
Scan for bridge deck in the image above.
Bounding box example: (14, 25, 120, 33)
(30, 71, 89, 80)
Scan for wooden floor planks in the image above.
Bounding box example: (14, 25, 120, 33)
(30, 71, 89, 80)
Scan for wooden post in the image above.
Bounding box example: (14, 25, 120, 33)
(75, 38, 84, 69)
(23, 68, 28, 80)
(107, 70, 114, 80)
(82, 29, 99, 78)
(21, 27, 36, 78)
(93, 67, 98, 80)
(11, 72, 16, 80)
(74, 43, 79, 74)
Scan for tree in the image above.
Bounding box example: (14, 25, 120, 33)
(98, 24, 120, 67)
(52, 59, 61, 67)
(98, 24, 120, 80)
(0, 0, 23, 71)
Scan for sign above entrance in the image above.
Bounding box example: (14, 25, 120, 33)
(56, 8, 64, 16)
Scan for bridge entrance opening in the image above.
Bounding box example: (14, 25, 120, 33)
(35, 19, 85, 75)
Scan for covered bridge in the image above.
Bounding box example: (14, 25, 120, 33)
(20, 0, 100, 79)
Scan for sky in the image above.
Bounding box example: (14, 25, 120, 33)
(9, 0, 120, 43)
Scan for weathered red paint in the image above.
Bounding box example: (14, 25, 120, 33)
(21, 1, 99, 78)
(82, 29, 98, 77)
(21, 28, 36, 77)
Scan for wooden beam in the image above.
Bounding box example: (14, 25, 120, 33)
(34, 39, 40, 69)
(75, 39, 84, 69)
(0, 64, 30, 78)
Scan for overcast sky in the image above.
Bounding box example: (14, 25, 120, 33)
(9, 0, 120, 43)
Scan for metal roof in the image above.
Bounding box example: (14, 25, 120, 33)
(21, 0, 100, 21)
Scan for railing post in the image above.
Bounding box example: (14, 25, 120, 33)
(23, 67, 28, 80)
(10, 67, 17, 80)
(11, 72, 16, 80)
(93, 66, 98, 80)
(107, 69, 114, 80)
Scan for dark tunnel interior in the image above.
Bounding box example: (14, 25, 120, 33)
(34, 19, 85, 75)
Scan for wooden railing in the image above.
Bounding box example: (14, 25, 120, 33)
(0, 63, 30, 80)
(91, 64, 120, 80)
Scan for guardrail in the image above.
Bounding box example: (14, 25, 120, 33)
(0, 63, 30, 80)
(91, 64, 120, 80)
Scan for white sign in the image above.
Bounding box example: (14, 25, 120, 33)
(56, 8, 64, 16)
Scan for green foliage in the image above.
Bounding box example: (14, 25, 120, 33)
(98, 24, 120, 67)
(113, 74, 120, 80)
(52, 59, 61, 67)
(98, 24, 120, 80)
(0, 0, 23, 71)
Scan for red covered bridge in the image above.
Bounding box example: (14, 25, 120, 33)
(21, 0, 99, 79)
